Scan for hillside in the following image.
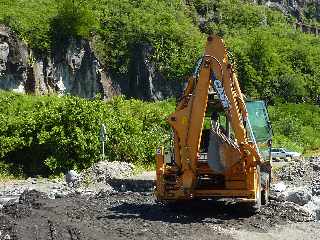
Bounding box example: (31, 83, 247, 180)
(1, 0, 320, 176)
(0, 0, 320, 103)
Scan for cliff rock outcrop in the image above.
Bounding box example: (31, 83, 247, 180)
(0, 24, 119, 99)
(0, 25, 183, 100)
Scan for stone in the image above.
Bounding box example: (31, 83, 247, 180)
(0, 197, 19, 205)
(303, 196, 320, 220)
(65, 170, 80, 187)
(0, 24, 186, 100)
(0, 25, 28, 92)
(286, 189, 312, 206)
(4, 234, 11, 240)
(273, 182, 287, 192)
(127, 42, 183, 100)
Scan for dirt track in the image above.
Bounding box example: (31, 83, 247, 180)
(0, 159, 319, 240)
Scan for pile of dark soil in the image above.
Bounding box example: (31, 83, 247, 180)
(0, 189, 314, 240)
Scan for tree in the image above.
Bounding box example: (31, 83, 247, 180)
(51, 0, 97, 43)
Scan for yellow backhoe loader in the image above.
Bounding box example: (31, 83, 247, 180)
(155, 35, 272, 212)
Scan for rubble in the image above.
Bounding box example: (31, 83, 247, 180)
(303, 196, 320, 220)
(286, 188, 312, 206)
(272, 157, 320, 220)
(76, 160, 135, 193)
(273, 181, 287, 192)
(0, 157, 319, 239)
(0, 160, 135, 208)
(78, 160, 134, 184)
(276, 160, 309, 183)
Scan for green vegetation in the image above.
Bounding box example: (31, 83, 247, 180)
(302, 2, 320, 25)
(227, 26, 320, 104)
(190, 0, 320, 104)
(1, 0, 320, 102)
(94, 0, 204, 80)
(1, 0, 320, 175)
(269, 103, 320, 154)
(0, 91, 174, 176)
(1, 0, 204, 79)
(1, 90, 318, 177)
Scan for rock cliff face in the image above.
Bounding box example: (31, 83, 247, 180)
(0, 25, 183, 100)
(127, 43, 182, 100)
(0, 24, 117, 99)
(0, 25, 28, 93)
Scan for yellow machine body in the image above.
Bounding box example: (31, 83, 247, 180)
(155, 36, 270, 206)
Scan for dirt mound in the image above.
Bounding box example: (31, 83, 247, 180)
(1, 159, 319, 240)
(1, 190, 48, 219)
(18, 189, 48, 206)
(79, 160, 135, 184)
(0, 188, 316, 240)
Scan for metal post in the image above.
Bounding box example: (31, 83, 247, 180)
(102, 141, 105, 159)
(100, 124, 107, 160)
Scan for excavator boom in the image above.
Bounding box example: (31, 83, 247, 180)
(155, 36, 272, 210)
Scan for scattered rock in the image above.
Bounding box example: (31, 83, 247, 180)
(2, 200, 32, 219)
(273, 181, 287, 192)
(19, 189, 48, 207)
(0, 197, 18, 206)
(277, 160, 309, 183)
(311, 159, 320, 171)
(94, 188, 116, 199)
(286, 188, 312, 206)
(312, 177, 320, 196)
(303, 196, 320, 220)
(79, 160, 134, 185)
(65, 170, 80, 188)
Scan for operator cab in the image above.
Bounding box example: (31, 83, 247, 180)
(245, 100, 273, 161)
(199, 98, 272, 165)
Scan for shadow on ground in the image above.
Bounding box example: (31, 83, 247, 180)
(98, 197, 255, 224)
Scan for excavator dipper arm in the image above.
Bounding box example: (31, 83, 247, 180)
(156, 35, 263, 203)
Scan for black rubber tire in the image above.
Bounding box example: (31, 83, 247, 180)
(261, 172, 270, 205)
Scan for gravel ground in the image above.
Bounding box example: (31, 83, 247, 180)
(0, 159, 319, 240)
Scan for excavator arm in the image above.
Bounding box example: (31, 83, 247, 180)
(156, 35, 268, 209)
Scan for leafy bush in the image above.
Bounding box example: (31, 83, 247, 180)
(51, 0, 97, 44)
(0, 91, 174, 176)
(269, 103, 320, 153)
(0, 0, 57, 53)
(226, 25, 320, 104)
(190, 0, 320, 104)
